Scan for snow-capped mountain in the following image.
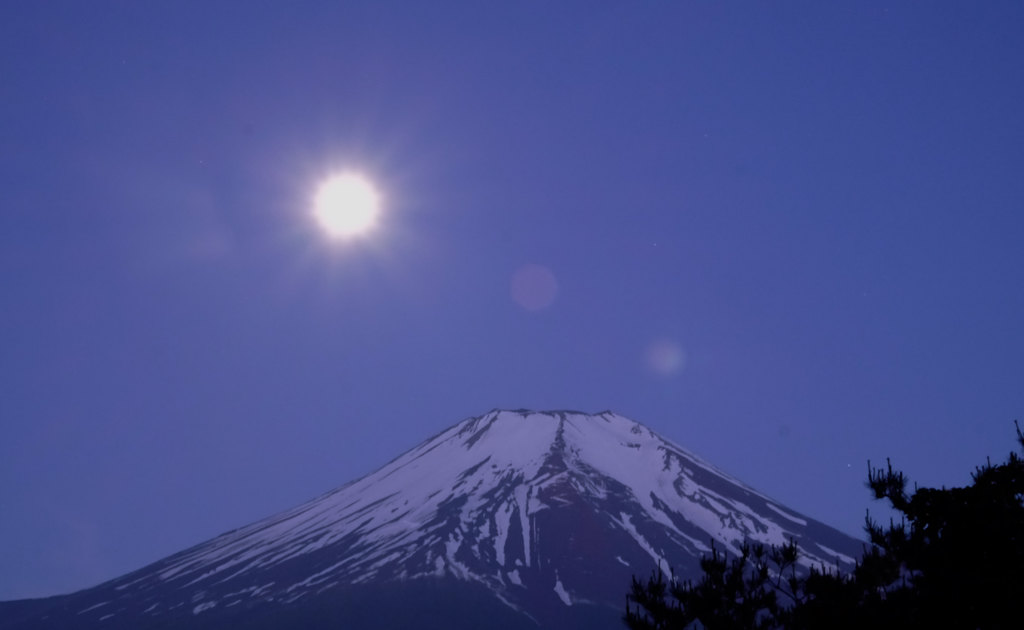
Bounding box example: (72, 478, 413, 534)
(0, 410, 863, 630)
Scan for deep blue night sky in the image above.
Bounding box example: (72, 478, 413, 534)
(2, 2, 1023, 600)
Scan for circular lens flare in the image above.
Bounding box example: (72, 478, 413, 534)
(313, 173, 380, 238)
(510, 264, 559, 311)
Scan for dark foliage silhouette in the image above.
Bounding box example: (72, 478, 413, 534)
(625, 423, 1024, 629)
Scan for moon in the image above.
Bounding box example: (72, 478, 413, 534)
(312, 172, 381, 238)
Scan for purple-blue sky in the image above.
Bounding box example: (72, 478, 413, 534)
(2, 2, 1023, 601)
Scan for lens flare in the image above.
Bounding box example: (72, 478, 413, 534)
(511, 264, 559, 311)
(645, 338, 686, 375)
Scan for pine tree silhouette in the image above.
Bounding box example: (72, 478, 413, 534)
(625, 422, 1024, 630)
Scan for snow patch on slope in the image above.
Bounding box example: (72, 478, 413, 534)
(766, 503, 808, 525)
(553, 573, 572, 606)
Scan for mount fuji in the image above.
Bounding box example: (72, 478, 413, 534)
(0, 409, 862, 629)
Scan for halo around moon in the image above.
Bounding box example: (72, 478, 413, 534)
(313, 172, 381, 238)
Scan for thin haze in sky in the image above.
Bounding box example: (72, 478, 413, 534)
(1, 2, 1022, 600)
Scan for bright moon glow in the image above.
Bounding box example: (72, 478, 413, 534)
(313, 172, 381, 238)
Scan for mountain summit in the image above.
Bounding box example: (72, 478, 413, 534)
(1, 410, 862, 629)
